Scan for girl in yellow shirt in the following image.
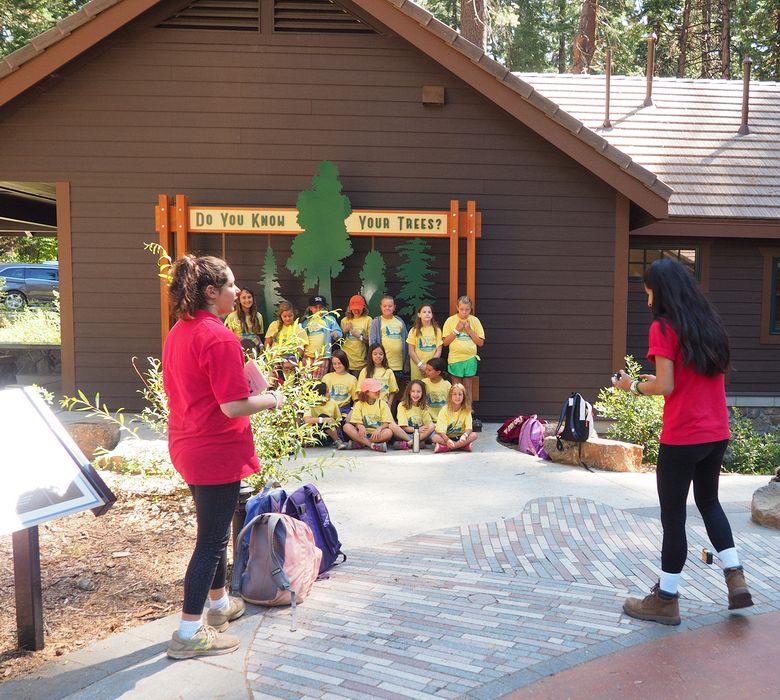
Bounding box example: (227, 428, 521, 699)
(340, 294, 371, 376)
(322, 349, 357, 413)
(357, 344, 399, 411)
(224, 288, 264, 349)
(395, 380, 435, 450)
(432, 383, 478, 453)
(407, 303, 443, 381)
(423, 357, 451, 421)
(343, 378, 394, 452)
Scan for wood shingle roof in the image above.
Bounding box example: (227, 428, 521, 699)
(516, 73, 780, 221)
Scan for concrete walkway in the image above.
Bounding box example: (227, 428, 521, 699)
(3, 427, 779, 699)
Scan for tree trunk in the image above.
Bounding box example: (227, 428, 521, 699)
(557, 0, 566, 73)
(701, 0, 712, 78)
(460, 0, 486, 49)
(720, 0, 731, 78)
(572, 0, 597, 74)
(677, 0, 692, 77)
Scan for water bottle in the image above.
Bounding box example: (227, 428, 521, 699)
(412, 428, 420, 453)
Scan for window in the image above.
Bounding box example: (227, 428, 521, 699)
(28, 268, 57, 281)
(760, 248, 780, 344)
(629, 247, 699, 280)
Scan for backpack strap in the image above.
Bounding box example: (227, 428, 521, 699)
(555, 398, 569, 451)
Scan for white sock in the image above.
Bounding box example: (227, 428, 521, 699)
(659, 571, 681, 595)
(178, 618, 202, 639)
(718, 547, 740, 569)
(207, 592, 230, 610)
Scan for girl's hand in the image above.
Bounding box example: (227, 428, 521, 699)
(639, 373, 656, 382)
(613, 369, 633, 392)
(343, 322, 352, 333)
(446, 438, 457, 449)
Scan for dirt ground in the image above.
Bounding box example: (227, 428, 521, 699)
(0, 472, 197, 682)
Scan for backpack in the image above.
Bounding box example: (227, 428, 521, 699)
(231, 513, 321, 630)
(497, 415, 530, 443)
(240, 486, 288, 559)
(284, 483, 346, 576)
(555, 392, 594, 451)
(518, 415, 549, 459)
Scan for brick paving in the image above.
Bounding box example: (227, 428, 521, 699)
(246, 496, 780, 699)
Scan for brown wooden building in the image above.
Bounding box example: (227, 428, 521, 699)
(1, 0, 726, 421)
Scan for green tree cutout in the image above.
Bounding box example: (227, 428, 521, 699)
(395, 237, 438, 318)
(260, 245, 283, 324)
(360, 250, 386, 317)
(287, 160, 352, 303)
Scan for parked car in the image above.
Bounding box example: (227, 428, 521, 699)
(0, 262, 59, 310)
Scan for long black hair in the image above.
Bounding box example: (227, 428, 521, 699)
(643, 258, 730, 376)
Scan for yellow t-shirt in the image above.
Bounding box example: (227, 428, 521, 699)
(340, 315, 371, 371)
(379, 316, 406, 371)
(423, 378, 451, 420)
(307, 398, 341, 423)
(350, 399, 393, 430)
(407, 325, 442, 379)
(435, 405, 473, 438)
(224, 311, 264, 345)
(442, 314, 485, 364)
(357, 366, 398, 402)
(323, 371, 357, 409)
(396, 403, 433, 429)
(265, 320, 308, 350)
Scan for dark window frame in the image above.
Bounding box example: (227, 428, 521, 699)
(760, 248, 780, 345)
(628, 246, 701, 282)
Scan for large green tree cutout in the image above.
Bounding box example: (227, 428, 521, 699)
(360, 250, 386, 317)
(395, 237, 438, 318)
(287, 160, 352, 302)
(259, 245, 283, 323)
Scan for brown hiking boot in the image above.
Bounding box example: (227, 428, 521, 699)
(166, 625, 240, 660)
(724, 567, 754, 610)
(206, 595, 246, 632)
(623, 582, 681, 625)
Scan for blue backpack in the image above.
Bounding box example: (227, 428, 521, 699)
(240, 486, 288, 556)
(284, 483, 346, 576)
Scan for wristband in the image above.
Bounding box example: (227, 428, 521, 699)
(417, 361, 424, 368)
(630, 380, 642, 396)
(273, 391, 281, 409)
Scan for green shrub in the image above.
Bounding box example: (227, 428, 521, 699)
(593, 355, 664, 465)
(723, 408, 780, 475)
(0, 305, 60, 344)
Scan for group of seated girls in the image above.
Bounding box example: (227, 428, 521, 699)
(303, 348, 478, 454)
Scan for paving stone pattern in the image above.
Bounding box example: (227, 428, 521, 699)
(246, 497, 780, 699)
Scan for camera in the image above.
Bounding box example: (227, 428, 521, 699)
(611, 370, 622, 385)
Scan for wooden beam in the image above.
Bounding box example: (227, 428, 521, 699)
(55, 182, 74, 396)
(174, 194, 189, 261)
(449, 199, 460, 314)
(156, 195, 172, 345)
(612, 193, 629, 371)
(466, 200, 477, 303)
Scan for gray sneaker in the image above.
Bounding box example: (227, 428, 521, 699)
(206, 596, 246, 632)
(167, 625, 240, 659)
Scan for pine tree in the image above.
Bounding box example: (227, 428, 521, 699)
(395, 238, 438, 318)
(287, 160, 352, 303)
(359, 250, 386, 318)
(260, 245, 283, 324)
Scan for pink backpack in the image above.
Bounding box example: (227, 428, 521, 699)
(518, 415, 549, 459)
(231, 513, 322, 629)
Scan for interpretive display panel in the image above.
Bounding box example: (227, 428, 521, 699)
(0, 387, 115, 535)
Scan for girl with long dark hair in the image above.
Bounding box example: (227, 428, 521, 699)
(615, 258, 753, 625)
(163, 255, 284, 658)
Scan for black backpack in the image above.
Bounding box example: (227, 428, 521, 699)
(555, 392, 592, 451)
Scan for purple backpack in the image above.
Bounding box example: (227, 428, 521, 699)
(518, 415, 549, 460)
(284, 483, 346, 575)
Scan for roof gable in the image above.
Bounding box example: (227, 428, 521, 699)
(0, 0, 671, 218)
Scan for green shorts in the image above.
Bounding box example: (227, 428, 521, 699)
(448, 357, 478, 378)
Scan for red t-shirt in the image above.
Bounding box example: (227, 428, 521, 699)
(163, 310, 260, 485)
(647, 319, 730, 445)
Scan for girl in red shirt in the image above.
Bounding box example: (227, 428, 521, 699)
(163, 255, 285, 659)
(615, 258, 753, 625)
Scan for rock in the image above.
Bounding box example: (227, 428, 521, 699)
(77, 576, 96, 591)
(751, 480, 780, 530)
(65, 421, 121, 458)
(543, 436, 643, 472)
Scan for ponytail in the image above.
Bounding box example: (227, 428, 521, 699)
(169, 255, 229, 319)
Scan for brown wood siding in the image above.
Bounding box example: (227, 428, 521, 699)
(627, 237, 780, 394)
(0, 3, 617, 416)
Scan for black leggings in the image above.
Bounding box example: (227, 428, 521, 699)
(656, 440, 734, 573)
(183, 481, 241, 616)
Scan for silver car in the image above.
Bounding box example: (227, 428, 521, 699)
(0, 262, 59, 310)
